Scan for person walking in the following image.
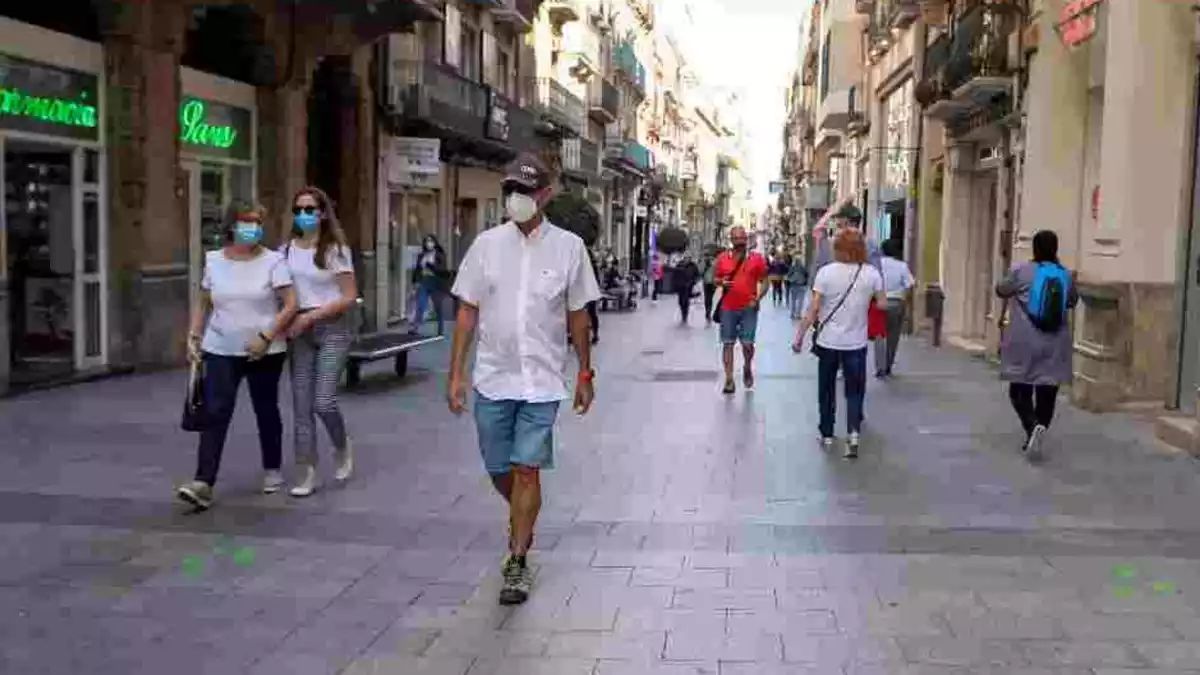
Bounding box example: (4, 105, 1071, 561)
(700, 250, 718, 326)
(996, 229, 1077, 461)
(284, 187, 358, 498)
(178, 202, 297, 509)
(786, 254, 809, 319)
(874, 238, 915, 377)
(651, 252, 664, 302)
(714, 226, 769, 394)
(586, 248, 600, 344)
(673, 254, 700, 324)
(447, 153, 601, 606)
(768, 257, 788, 307)
(793, 228, 885, 459)
(411, 234, 449, 336)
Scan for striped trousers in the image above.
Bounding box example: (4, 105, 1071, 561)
(290, 316, 351, 467)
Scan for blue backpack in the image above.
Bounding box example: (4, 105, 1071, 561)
(1024, 262, 1071, 333)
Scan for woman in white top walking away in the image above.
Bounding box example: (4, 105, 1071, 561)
(874, 238, 915, 377)
(792, 228, 885, 458)
(179, 202, 297, 509)
(284, 187, 358, 497)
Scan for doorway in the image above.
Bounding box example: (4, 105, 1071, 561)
(184, 160, 252, 307)
(454, 198, 479, 269)
(4, 138, 105, 386)
(965, 172, 998, 340)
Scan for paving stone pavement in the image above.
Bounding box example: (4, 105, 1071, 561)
(3, 299, 1200, 675)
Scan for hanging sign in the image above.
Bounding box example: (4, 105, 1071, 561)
(179, 97, 252, 161)
(0, 53, 99, 141)
(1057, 0, 1104, 49)
(485, 88, 510, 142)
(389, 136, 441, 188)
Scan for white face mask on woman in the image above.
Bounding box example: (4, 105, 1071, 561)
(505, 192, 539, 223)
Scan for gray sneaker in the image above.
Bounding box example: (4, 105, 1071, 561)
(499, 554, 533, 606)
(262, 470, 285, 494)
(845, 432, 860, 459)
(177, 480, 213, 510)
(334, 439, 354, 482)
(1024, 424, 1046, 461)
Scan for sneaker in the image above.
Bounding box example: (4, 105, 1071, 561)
(289, 465, 318, 497)
(334, 440, 354, 482)
(262, 471, 284, 494)
(1024, 424, 1046, 461)
(177, 481, 213, 510)
(722, 379, 736, 395)
(499, 554, 533, 606)
(844, 433, 860, 459)
(820, 436, 834, 450)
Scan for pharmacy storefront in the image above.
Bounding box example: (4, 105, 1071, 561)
(0, 26, 108, 391)
(180, 68, 256, 310)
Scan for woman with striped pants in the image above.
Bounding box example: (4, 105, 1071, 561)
(284, 187, 358, 497)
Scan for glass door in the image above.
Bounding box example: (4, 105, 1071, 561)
(185, 161, 232, 309)
(73, 147, 105, 370)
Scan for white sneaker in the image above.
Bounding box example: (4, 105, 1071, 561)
(289, 465, 318, 497)
(844, 433, 860, 459)
(1024, 424, 1046, 461)
(262, 470, 285, 494)
(334, 440, 354, 482)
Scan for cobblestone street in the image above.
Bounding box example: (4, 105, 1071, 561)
(4, 302, 1200, 675)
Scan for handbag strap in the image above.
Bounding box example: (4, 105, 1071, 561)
(816, 264, 863, 335)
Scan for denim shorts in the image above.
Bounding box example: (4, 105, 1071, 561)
(719, 307, 759, 345)
(473, 391, 560, 476)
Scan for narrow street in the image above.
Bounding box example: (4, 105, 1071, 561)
(4, 301, 1200, 675)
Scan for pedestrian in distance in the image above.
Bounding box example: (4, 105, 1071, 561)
(786, 254, 809, 319)
(283, 187, 358, 498)
(410, 233, 449, 336)
(793, 228, 885, 459)
(447, 153, 601, 606)
(996, 229, 1077, 461)
(700, 250, 718, 326)
(874, 238, 915, 378)
(768, 256, 788, 307)
(673, 253, 700, 324)
(178, 202, 297, 510)
(714, 226, 769, 395)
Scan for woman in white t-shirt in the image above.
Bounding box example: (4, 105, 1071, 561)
(283, 187, 358, 497)
(793, 228, 885, 458)
(179, 202, 297, 510)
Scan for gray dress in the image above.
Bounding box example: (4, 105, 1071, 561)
(995, 262, 1078, 385)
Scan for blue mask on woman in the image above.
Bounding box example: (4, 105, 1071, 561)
(294, 212, 319, 232)
(234, 221, 263, 245)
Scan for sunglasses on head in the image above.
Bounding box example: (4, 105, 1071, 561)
(292, 205, 319, 215)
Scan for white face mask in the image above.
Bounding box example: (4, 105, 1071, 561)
(505, 193, 539, 223)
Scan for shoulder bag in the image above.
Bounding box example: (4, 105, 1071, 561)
(180, 359, 212, 432)
(711, 253, 748, 324)
(811, 263, 863, 355)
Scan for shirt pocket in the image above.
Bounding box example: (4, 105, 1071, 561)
(533, 268, 567, 301)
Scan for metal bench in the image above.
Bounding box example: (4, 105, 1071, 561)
(344, 299, 444, 388)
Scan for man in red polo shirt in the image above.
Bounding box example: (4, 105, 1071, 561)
(714, 226, 769, 394)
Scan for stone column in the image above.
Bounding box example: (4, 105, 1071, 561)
(939, 142, 975, 345)
(101, 0, 189, 368)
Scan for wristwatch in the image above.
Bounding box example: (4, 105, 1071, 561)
(578, 368, 596, 383)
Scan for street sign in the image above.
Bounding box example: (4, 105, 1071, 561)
(389, 137, 441, 187)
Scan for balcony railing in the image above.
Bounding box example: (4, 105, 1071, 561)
(531, 77, 584, 136)
(603, 123, 625, 158)
(613, 42, 646, 98)
(588, 76, 620, 123)
(391, 59, 487, 138)
(579, 137, 599, 176)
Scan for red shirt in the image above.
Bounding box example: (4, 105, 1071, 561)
(714, 251, 768, 310)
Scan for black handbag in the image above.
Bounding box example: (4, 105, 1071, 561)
(180, 360, 211, 432)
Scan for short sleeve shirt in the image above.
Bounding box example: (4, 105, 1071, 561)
(879, 257, 915, 299)
(714, 251, 768, 311)
(287, 243, 353, 310)
(451, 220, 602, 403)
(813, 262, 883, 351)
(201, 249, 292, 356)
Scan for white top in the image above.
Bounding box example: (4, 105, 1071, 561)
(451, 220, 602, 403)
(879, 256, 915, 299)
(201, 249, 292, 356)
(813, 261, 884, 351)
(286, 242, 353, 309)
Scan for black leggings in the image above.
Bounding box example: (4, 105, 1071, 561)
(1008, 383, 1059, 435)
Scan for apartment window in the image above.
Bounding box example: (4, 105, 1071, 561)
(460, 7, 482, 81)
(819, 30, 830, 102)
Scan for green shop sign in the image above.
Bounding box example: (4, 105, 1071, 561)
(0, 53, 99, 141)
(179, 97, 252, 161)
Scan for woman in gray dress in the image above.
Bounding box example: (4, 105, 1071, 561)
(995, 230, 1078, 460)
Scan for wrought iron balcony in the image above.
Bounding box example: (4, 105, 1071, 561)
(562, 137, 600, 182)
(490, 0, 535, 29)
(390, 59, 487, 140)
(531, 77, 584, 136)
(921, 0, 1017, 126)
(588, 77, 620, 123)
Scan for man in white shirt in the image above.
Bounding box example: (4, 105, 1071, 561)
(448, 153, 602, 606)
(875, 238, 915, 377)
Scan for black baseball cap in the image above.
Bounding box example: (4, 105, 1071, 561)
(502, 153, 552, 191)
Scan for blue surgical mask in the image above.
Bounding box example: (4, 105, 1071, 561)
(294, 212, 319, 232)
(234, 221, 263, 245)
